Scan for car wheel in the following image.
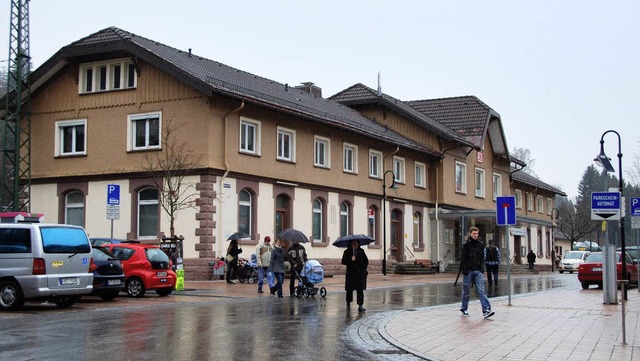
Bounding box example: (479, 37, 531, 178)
(126, 277, 146, 298)
(53, 296, 77, 308)
(581, 282, 589, 290)
(100, 291, 120, 301)
(319, 287, 327, 298)
(559, 271, 564, 274)
(0, 280, 24, 310)
(156, 288, 173, 297)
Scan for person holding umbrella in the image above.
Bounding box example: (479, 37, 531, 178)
(226, 233, 245, 284)
(287, 240, 307, 297)
(341, 237, 369, 312)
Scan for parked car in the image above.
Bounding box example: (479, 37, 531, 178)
(90, 238, 127, 247)
(102, 243, 176, 297)
(0, 223, 93, 310)
(86, 246, 125, 301)
(558, 251, 591, 274)
(577, 252, 639, 289)
(617, 246, 640, 264)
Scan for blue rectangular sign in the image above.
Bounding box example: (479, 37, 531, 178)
(107, 184, 120, 205)
(591, 192, 620, 210)
(496, 196, 516, 226)
(631, 197, 640, 217)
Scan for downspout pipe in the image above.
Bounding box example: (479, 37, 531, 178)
(217, 101, 245, 256)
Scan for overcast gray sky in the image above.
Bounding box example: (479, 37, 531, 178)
(2, 0, 638, 200)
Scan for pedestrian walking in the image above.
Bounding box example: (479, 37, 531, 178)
(255, 236, 273, 293)
(484, 240, 500, 286)
(268, 239, 286, 298)
(287, 241, 307, 297)
(342, 239, 369, 312)
(460, 226, 494, 319)
(225, 239, 242, 284)
(527, 250, 537, 270)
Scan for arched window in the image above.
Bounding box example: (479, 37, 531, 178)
(138, 188, 159, 238)
(65, 191, 85, 227)
(340, 201, 350, 237)
(312, 198, 324, 242)
(238, 189, 252, 236)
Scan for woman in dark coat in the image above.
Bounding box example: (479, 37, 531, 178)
(267, 239, 286, 298)
(226, 239, 242, 284)
(342, 239, 369, 312)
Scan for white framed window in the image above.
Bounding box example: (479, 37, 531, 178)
(515, 189, 523, 209)
(65, 191, 85, 227)
(128, 112, 161, 151)
(240, 118, 261, 155)
(238, 189, 252, 236)
(312, 198, 324, 242)
(55, 119, 86, 156)
(369, 150, 382, 178)
(527, 193, 534, 212)
(455, 161, 467, 194)
(536, 195, 544, 213)
(415, 162, 426, 188)
(79, 58, 136, 94)
(547, 198, 553, 215)
(314, 136, 330, 168)
(393, 156, 405, 184)
(492, 173, 502, 201)
(340, 201, 350, 237)
(343, 143, 358, 173)
(475, 167, 485, 198)
(277, 127, 295, 162)
(138, 188, 159, 238)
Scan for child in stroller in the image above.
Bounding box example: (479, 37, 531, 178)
(294, 259, 327, 298)
(237, 254, 258, 284)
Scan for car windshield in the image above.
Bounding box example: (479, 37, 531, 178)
(145, 248, 170, 263)
(41, 226, 91, 253)
(564, 252, 584, 260)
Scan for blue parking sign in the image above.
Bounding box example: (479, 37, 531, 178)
(632, 197, 640, 217)
(107, 184, 120, 205)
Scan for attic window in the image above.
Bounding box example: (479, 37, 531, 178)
(79, 58, 137, 94)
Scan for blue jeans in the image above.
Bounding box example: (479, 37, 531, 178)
(257, 267, 268, 291)
(274, 272, 284, 297)
(461, 270, 491, 312)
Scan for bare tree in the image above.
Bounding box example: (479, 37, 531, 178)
(555, 197, 598, 243)
(511, 147, 538, 178)
(143, 119, 203, 237)
(627, 139, 640, 187)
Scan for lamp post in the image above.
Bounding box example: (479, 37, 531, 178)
(596, 130, 626, 300)
(382, 170, 396, 276)
(550, 207, 559, 273)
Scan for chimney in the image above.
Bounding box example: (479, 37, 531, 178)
(294, 82, 322, 98)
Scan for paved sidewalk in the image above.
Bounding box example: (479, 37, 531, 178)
(382, 285, 639, 361)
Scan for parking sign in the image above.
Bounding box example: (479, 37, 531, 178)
(107, 184, 120, 205)
(631, 197, 640, 217)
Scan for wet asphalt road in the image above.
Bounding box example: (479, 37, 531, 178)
(0, 275, 573, 361)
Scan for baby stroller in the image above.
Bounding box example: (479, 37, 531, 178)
(294, 259, 327, 298)
(209, 258, 226, 280)
(237, 255, 258, 284)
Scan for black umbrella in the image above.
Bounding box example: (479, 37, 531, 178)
(332, 234, 375, 248)
(227, 232, 250, 241)
(278, 228, 309, 243)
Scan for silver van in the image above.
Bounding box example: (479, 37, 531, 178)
(0, 223, 93, 310)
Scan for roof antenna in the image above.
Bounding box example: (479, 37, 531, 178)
(377, 71, 382, 96)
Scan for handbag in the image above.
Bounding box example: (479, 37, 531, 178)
(225, 254, 234, 262)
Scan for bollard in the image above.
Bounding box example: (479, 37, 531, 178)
(618, 279, 628, 345)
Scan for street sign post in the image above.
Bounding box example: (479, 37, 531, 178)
(496, 195, 516, 306)
(107, 184, 121, 240)
(591, 192, 621, 221)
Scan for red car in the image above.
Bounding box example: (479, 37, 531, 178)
(577, 252, 638, 290)
(103, 242, 176, 297)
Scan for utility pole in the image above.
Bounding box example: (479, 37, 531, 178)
(1, 0, 31, 212)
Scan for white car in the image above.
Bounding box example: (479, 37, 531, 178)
(558, 251, 591, 274)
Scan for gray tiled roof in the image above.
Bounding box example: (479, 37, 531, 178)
(406, 96, 497, 147)
(34, 27, 442, 158)
(511, 167, 566, 196)
(330, 84, 473, 147)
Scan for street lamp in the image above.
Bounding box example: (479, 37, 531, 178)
(550, 207, 559, 273)
(382, 170, 396, 276)
(597, 130, 627, 300)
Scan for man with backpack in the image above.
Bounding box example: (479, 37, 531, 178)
(484, 240, 500, 286)
(287, 241, 307, 297)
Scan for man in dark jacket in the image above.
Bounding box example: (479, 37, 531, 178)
(342, 239, 369, 312)
(287, 241, 307, 297)
(484, 240, 500, 286)
(460, 226, 494, 319)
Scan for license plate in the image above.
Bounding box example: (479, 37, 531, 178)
(592, 267, 602, 272)
(159, 278, 167, 283)
(107, 279, 122, 286)
(60, 277, 79, 286)
(157, 272, 167, 277)
(565, 265, 573, 269)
